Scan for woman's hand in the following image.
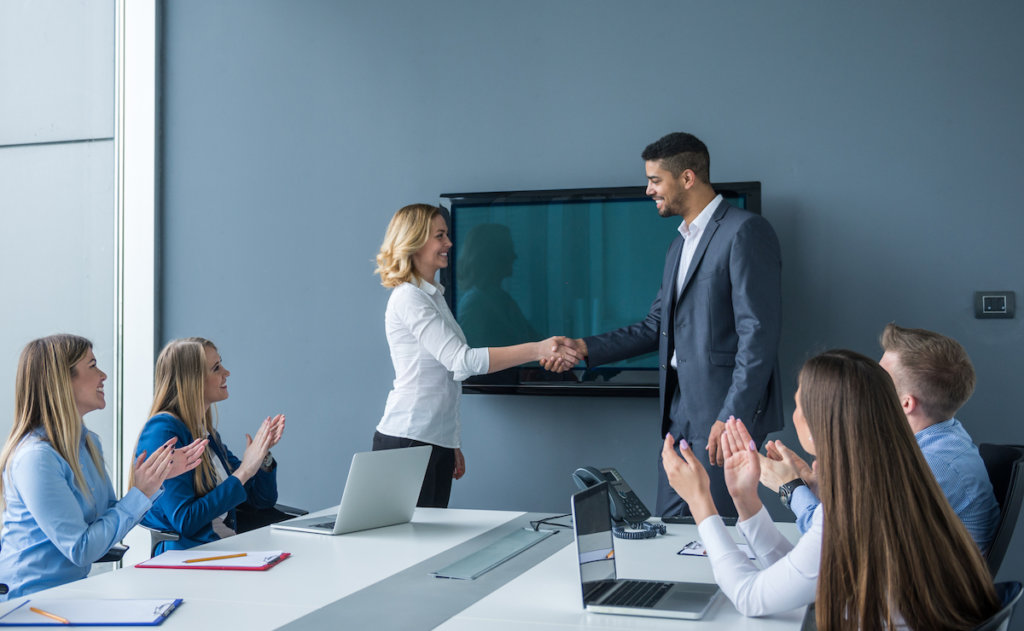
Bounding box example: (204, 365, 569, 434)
(262, 414, 286, 448)
(167, 437, 208, 479)
(720, 417, 763, 520)
(132, 438, 179, 498)
(233, 415, 285, 484)
(760, 439, 816, 495)
(453, 448, 466, 480)
(660, 434, 717, 524)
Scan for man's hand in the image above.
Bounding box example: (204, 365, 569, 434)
(706, 419, 727, 466)
(539, 337, 587, 373)
(759, 439, 816, 495)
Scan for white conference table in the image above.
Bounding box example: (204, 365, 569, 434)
(0, 507, 806, 630)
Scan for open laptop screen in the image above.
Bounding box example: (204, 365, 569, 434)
(573, 483, 616, 585)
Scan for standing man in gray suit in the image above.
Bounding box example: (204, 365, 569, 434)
(547, 132, 783, 518)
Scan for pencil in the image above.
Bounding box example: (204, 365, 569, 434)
(30, 606, 70, 624)
(184, 552, 247, 564)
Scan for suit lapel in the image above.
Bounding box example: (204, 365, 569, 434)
(676, 200, 728, 304)
(665, 236, 685, 296)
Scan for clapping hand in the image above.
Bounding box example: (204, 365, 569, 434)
(759, 439, 816, 495)
(133, 437, 202, 498)
(235, 414, 286, 483)
(719, 417, 763, 520)
(167, 437, 208, 479)
(539, 336, 586, 373)
(660, 433, 717, 523)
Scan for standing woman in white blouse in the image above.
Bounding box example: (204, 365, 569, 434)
(661, 349, 997, 630)
(373, 204, 576, 508)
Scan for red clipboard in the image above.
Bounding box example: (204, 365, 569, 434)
(136, 551, 291, 571)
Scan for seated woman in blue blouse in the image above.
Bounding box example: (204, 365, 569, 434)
(0, 335, 206, 599)
(134, 337, 285, 552)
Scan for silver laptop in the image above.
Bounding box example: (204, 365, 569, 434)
(571, 482, 720, 620)
(272, 445, 431, 535)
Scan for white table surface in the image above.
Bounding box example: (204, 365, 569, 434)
(0, 509, 807, 630)
(439, 519, 806, 630)
(0, 507, 521, 629)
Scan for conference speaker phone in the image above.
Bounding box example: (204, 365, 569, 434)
(571, 466, 665, 539)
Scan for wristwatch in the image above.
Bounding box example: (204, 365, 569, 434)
(778, 478, 806, 510)
(261, 452, 275, 472)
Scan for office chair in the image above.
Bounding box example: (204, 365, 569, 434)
(974, 581, 1023, 631)
(141, 503, 308, 556)
(978, 443, 1024, 577)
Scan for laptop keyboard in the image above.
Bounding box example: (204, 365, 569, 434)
(312, 521, 336, 529)
(603, 580, 673, 608)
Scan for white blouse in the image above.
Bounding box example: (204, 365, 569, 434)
(696, 504, 821, 617)
(376, 278, 489, 448)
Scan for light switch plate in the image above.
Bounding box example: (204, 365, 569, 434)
(974, 291, 1015, 319)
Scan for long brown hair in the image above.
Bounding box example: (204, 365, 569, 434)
(137, 337, 221, 495)
(0, 335, 106, 510)
(802, 350, 997, 630)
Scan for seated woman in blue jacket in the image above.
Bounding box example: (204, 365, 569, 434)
(134, 337, 285, 552)
(0, 335, 206, 599)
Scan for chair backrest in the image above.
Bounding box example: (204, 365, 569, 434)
(978, 444, 1024, 576)
(973, 581, 1023, 631)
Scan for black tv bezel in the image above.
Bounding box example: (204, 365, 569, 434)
(439, 182, 762, 396)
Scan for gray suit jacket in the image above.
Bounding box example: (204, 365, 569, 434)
(584, 199, 783, 438)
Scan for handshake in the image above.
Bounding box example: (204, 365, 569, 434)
(537, 336, 588, 373)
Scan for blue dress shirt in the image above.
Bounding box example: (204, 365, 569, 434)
(790, 418, 1000, 552)
(0, 428, 153, 600)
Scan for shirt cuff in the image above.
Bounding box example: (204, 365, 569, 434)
(790, 486, 819, 520)
(736, 505, 776, 542)
(121, 486, 157, 521)
(696, 514, 746, 562)
(453, 347, 489, 382)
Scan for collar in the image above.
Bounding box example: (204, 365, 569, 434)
(914, 417, 956, 438)
(678, 194, 722, 238)
(413, 276, 444, 296)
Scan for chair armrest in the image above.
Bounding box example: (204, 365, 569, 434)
(274, 503, 308, 517)
(96, 543, 129, 563)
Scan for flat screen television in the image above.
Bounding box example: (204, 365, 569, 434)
(439, 183, 761, 395)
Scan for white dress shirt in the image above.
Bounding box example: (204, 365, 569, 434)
(696, 504, 820, 617)
(376, 278, 489, 448)
(670, 194, 721, 369)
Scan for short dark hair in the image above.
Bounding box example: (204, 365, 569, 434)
(879, 323, 976, 421)
(641, 132, 710, 182)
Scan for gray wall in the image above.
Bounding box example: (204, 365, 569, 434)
(0, 0, 116, 464)
(159, 0, 1024, 592)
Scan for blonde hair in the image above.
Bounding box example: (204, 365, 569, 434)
(135, 337, 221, 495)
(0, 335, 106, 511)
(374, 204, 442, 288)
(880, 323, 976, 421)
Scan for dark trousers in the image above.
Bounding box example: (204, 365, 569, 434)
(658, 387, 768, 519)
(372, 431, 455, 508)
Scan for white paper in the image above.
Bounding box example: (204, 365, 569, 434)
(136, 550, 285, 568)
(678, 540, 756, 560)
(0, 598, 179, 625)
